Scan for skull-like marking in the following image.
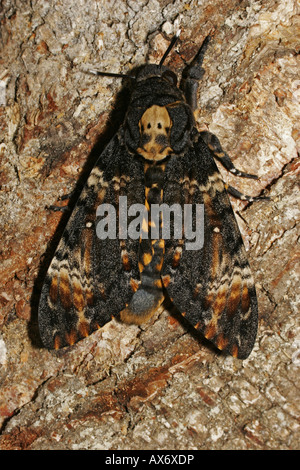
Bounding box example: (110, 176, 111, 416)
(137, 105, 173, 161)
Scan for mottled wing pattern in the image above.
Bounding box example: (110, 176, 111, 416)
(38, 132, 144, 349)
(163, 134, 258, 359)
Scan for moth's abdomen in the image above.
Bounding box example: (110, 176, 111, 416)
(120, 162, 166, 324)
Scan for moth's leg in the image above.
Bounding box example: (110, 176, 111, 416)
(225, 184, 269, 201)
(201, 131, 269, 201)
(200, 131, 258, 179)
(47, 205, 70, 212)
(57, 191, 76, 201)
(182, 36, 259, 181)
(47, 190, 77, 212)
(181, 35, 210, 112)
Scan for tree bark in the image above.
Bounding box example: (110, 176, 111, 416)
(0, 0, 299, 450)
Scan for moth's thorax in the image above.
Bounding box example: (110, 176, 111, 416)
(124, 73, 195, 160)
(137, 105, 173, 161)
(134, 64, 172, 81)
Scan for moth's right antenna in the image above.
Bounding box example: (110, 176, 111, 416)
(159, 30, 181, 68)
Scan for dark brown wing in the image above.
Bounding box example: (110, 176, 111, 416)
(162, 134, 258, 359)
(38, 132, 145, 349)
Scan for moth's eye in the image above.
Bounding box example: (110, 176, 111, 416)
(147, 123, 151, 129)
(157, 122, 162, 129)
(162, 70, 177, 86)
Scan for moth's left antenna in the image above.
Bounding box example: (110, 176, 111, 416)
(87, 69, 131, 79)
(159, 29, 181, 68)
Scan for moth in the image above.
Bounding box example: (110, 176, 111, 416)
(38, 32, 264, 359)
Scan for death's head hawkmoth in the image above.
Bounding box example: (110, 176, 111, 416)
(38, 33, 263, 359)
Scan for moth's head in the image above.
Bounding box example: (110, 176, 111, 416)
(135, 64, 178, 87)
(134, 30, 181, 85)
(123, 31, 195, 159)
(88, 31, 181, 89)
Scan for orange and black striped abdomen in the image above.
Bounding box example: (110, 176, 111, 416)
(120, 162, 166, 324)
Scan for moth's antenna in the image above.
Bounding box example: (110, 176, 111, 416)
(159, 29, 181, 68)
(87, 69, 133, 79)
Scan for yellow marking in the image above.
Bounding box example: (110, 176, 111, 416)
(96, 188, 107, 205)
(204, 323, 217, 340)
(204, 284, 228, 340)
(215, 151, 225, 158)
(49, 274, 58, 303)
(143, 252, 153, 266)
(142, 217, 148, 232)
(172, 248, 182, 268)
(130, 278, 139, 293)
(79, 321, 89, 338)
(162, 275, 171, 288)
(199, 173, 225, 199)
(54, 335, 61, 350)
(66, 329, 77, 346)
(204, 292, 214, 309)
(231, 344, 239, 358)
(158, 239, 165, 249)
(137, 105, 173, 161)
(122, 252, 131, 271)
(211, 230, 221, 278)
(120, 294, 164, 325)
(73, 278, 85, 313)
(155, 257, 164, 272)
(59, 270, 72, 310)
(194, 109, 200, 120)
(138, 261, 144, 273)
(241, 285, 250, 313)
(120, 307, 155, 324)
(86, 288, 94, 306)
(212, 284, 227, 318)
(154, 279, 163, 288)
(166, 100, 182, 109)
(87, 168, 103, 187)
(83, 225, 93, 275)
(227, 275, 242, 316)
(216, 333, 229, 350)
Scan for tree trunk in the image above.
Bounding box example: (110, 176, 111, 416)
(0, 0, 299, 450)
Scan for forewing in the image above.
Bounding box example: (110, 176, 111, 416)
(163, 135, 258, 359)
(38, 132, 144, 349)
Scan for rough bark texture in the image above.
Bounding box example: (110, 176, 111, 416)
(0, 0, 299, 450)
